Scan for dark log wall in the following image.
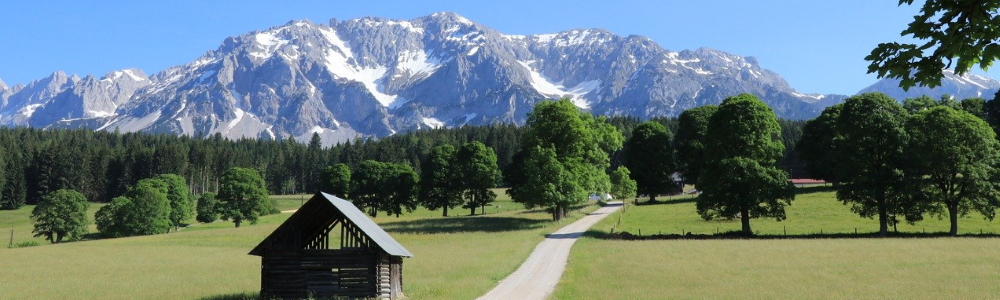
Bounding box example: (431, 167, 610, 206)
(261, 250, 379, 299)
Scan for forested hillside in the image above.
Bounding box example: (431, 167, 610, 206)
(0, 117, 807, 209)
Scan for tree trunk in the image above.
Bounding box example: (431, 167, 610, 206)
(552, 205, 561, 221)
(481, 204, 486, 215)
(235, 218, 242, 228)
(470, 206, 476, 216)
(443, 206, 448, 217)
(948, 203, 959, 236)
(649, 194, 656, 202)
(740, 207, 752, 235)
(878, 205, 888, 237)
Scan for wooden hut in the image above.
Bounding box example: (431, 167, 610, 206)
(249, 192, 413, 300)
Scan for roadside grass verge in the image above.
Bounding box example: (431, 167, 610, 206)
(1, 189, 599, 300)
(552, 187, 1000, 299)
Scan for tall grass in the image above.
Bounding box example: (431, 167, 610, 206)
(1, 189, 598, 300)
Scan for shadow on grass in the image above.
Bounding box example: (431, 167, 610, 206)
(584, 230, 1000, 240)
(197, 292, 259, 300)
(633, 197, 697, 206)
(381, 216, 549, 234)
(795, 185, 837, 194)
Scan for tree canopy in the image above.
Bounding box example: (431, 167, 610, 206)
(320, 163, 352, 198)
(675, 105, 717, 186)
(906, 106, 1000, 236)
(625, 121, 676, 201)
(95, 180, 172, 237)
(31, 189, 90, 243)
(796, 104, 842, 183)
(457, 141, 500, 215)
(698, 94, 793, 235)
(418, 144, 463, 216)
(351, 160, 419, 217)
(867, 0, 1000, 89)
(509, 99, 623, 221)
(217, 167, 271, 227)
(610, 166, 637, 201)
(834, 93, 911, 236)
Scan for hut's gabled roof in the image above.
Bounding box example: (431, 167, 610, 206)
(249, 192, 413, 257)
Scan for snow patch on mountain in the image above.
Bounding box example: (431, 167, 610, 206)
(518, 61, 599, 109)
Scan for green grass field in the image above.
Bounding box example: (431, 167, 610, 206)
(552, 187, 1000, 299)
(0, 189, 598, 300)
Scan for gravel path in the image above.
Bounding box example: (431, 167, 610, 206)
(476, 202, 623, 300)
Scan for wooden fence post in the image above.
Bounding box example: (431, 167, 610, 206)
(9, 229, 13, 248)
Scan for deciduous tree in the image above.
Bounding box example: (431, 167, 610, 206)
(675, 105, 717, 186)
(418, 145, 463, 216)
(835, 93, 910, 236)
(698, 94, 793, 235)
(31, 189, 89, 243)
(906, 106, 1000, 236)
(320, 163, 352, 198)
(196, 192, 218, 223)
(867, 0, 1000, 89)
(625, 121, 676, 202)
(797, 104, 842, 184)
(610, 166, 637, 201)
(152, 174, 192, 232)
(217, 167, 271, 227)
(457, 141, 500, 215)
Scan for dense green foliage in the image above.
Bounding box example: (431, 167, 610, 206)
(152, 174, 193, 232)
(320, 163, 352, 198)
(30, 189, 90, 243)
(96, 179, 172, 237)
(418, 145, 463, 216)
(350, 160, 419, 217)
(834, 93, 911, 236)
(195, 192, 218, 223)
(906, 106, 1000, 235)
(457, 141, 500, 215)
(698, 94, 794, 234)
(216, 167, 271, 227)
(867, 0, 1000, 89)
(624, 122, 676, 201)
(797, 104, 842, 183)
(609, 166, 637, 200)
(674, 105, 717, 185)
(509, 99, 623, 221)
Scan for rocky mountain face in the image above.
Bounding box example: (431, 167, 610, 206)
(859, 69, 1000, 101)
(0, 13, 863, 145)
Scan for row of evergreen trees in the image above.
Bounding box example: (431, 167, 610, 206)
(0, 116, 807, 210)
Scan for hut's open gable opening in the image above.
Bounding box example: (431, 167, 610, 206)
(250, 192, 412, 300)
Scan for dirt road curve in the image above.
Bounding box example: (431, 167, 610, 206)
(476, 202, 623, 300)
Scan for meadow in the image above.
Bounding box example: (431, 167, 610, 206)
(0, 190, 598, 300)
(552, 187, 1000, 299)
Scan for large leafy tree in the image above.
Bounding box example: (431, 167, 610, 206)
(697, 94, 794, 235)
(351, 160, 419, 217)
(867, 0, 1000, 89)
(906, 106, 1000, 236)
(457, 141, 500, 215)
(418, 145, 462, 216)
(835, 93, 911, 236)
(675, 105, 717, 186)
(152, 174, 192, 232)
(796, 104, 842, 183)
(31, 189, 90, 243)
(320, 163, 352, 198)
(625, 121, 676, 202)
(217, 167, 271, 227)
(195, 192, 218, 223)
(509, 99, 623, 221)
(95, 180, 172, 237)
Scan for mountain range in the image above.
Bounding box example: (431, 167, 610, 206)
(2, 12, 998, 146)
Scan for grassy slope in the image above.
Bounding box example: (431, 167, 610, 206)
(1, 190, 598, 300)
(552, 188, 1000, 299)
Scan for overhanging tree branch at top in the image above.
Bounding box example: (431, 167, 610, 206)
(867, 0, 1000, 90)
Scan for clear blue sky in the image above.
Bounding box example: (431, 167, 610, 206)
(0, 0, 989, 95)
